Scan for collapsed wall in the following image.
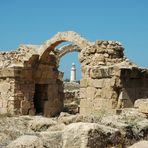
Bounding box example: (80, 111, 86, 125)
(79, 40, 148, 115)
(0, 45, 64, 116)
(0, 31, 148, 116)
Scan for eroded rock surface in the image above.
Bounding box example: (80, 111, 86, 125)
(0, 109, 147, 148)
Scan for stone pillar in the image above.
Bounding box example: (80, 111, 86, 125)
(70, 63, 76, 82)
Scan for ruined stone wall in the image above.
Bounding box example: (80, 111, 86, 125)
(79, 40, 148, 115)
(0, 45, 64, 116)
(119, 68, 148, 108)
(0, 31, 148, 116)
(0, 70, 16, 114)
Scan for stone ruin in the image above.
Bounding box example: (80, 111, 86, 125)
(0, 31, 148, 116)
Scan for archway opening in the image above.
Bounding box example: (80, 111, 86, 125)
(33, 31, 90, 116)
(59, 50, 81, 114)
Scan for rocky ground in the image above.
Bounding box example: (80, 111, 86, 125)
(0, 108, 148, 148)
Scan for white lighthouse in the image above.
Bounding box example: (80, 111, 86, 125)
(70, 63, 76, 82)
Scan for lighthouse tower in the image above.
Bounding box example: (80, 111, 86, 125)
(70, 63, 76, 82)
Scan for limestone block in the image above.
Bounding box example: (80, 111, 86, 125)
(21, 100, 31, 110)
(81, 66, 91, 78)
(87, 78, 104, 88)
(90, 67, 111, 79)
(93, 98, 113, 109)
(93, 53, 105, 62)
(28, 116, 57, 131)
(7, 100, 14, 112)
(80, 107, 87, 115)
(80, 98, 93, 108)
(95, 89, 101, 99)
(101, 68, 111, 78)
(62, 122, 122, 148)
(86, 87, 97, 99)
(80, 99, 93, 115)
(81, 107, 92, 116)
(101, 87, 114, 99)
(110, 77, 116, 87)
(134, 99, 148, 114)
(80, 88, 86, 99)
(6, 135, 43, 148)
(0, 68, 15, 78)
(90, 67, 102, 79)
(80, 78, 88, 88)
(0, 83, 11, 93)
(39, 131, 63, 148)
(44, 100, 63, 117)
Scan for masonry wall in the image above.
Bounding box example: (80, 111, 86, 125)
(0, 76, 15, 114)
(80, 66, 121, 115)
(0, 54, 64, 117)
(1, 32, 148, 117)
(119, 68, 148, 108)
(79, 41, 148, 115)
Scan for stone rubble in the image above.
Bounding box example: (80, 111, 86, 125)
(0, 110, 147, 148)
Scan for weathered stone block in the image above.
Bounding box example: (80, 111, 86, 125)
(134, 99, 148, 114)
(7, 100, 14, 113)
(90, 67, 111, 79)
(62, 122, 122, 148)
(79, 88, 86, 99)
(95, 89, 101, 99)
(6, 135, 43, 148)
(0, 83, 11, 93)
(87, 78, 104, 88)
(80, 79, 88, 88)
(21, 100, 31, 109)
(101, 87, 114, 99)
(87, 87, 97, 99)
(0, 68, 15, 78)
(93, 98, 113, 109)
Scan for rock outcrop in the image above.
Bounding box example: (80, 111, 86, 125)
(0, 109, 147, 148)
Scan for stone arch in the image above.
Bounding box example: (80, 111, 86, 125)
(38, 31, 93, 60)
(58, 44, 81, 59)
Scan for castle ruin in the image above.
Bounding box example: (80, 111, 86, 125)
(0, 31, 148, 116)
